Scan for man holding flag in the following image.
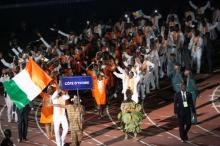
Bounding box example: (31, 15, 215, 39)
(3, 58, 52, 143)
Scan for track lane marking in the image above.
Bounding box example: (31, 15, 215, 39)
(35, 102, 106, 146)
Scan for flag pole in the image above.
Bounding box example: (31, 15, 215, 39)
(77, 88, 80, 104)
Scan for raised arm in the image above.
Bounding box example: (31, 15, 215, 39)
(117, 66, 125, 74)
(113, 71, 124, 79)
(157, 13, 162, 19)
(1, 58, 13, 69)
(189, 0, 198, 10)
(37, 32, 51, 49)
(58, 30, 70, 38)
(143, 15, 151, 19)
(208, 22, 219, 31)
(201, 1, 210, 11)
(51, 90, 59, 100)
(11, 48, 20, 57)
(50, 28, 70, 38)
(17, 47, 23, 53)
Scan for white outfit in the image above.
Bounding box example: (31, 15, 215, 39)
(188, 36, 203, 74)
(149, 50, 160, 89)
(129, 72, 141, 103)
(143, 60, 155, 93)
(0, 75, 17, 122)
(113, 66, 128, 100)
(52, 90, 70, 146)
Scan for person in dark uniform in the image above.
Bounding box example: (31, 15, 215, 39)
(16, 103, 34, 143)
(174, 82, 195, 143)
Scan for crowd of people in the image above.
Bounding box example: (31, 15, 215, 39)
(1, 0, 220, 145)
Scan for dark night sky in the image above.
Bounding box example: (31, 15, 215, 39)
(0, 0, 219, 31)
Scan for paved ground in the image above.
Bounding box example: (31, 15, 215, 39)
(0, 71, 220, 146)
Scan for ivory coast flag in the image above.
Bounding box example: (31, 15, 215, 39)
(3, 58, 52, 109)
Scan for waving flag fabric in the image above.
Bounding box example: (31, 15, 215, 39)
(3, 58, 52, 109)
(132, 10, 144, 19)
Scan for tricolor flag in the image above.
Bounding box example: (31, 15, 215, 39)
(132, 10, 144, 19)
(3, 58, 52, 109)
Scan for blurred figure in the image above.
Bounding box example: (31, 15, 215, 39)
(1, 129, 14, 146)
(184, 69, 198, 124)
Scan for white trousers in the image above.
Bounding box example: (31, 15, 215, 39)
(123, 93, 127, 101)
(191, 48, 202, 74)
(53, 115, 68, 146)
(4, 95, 17, 122)
(145, 71, 155, 93)
(152, 64, 159, 89)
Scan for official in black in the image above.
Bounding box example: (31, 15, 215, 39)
(174, 82, 195, 142)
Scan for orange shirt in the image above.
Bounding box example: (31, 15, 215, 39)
(93, 78, 108, 105)
(40, 92, 53, 124)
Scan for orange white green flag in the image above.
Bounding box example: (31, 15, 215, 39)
(3, 58, 52, 109)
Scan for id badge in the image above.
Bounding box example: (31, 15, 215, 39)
(183, 101, 188, 107)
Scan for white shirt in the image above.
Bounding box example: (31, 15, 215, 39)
(181, 91, 187, 101)
(97, 80, 104, 92)
(52, 90, 70, 118)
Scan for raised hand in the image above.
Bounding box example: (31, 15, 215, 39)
(36, 32, 42, 38)
(50, 27, 57, 31)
